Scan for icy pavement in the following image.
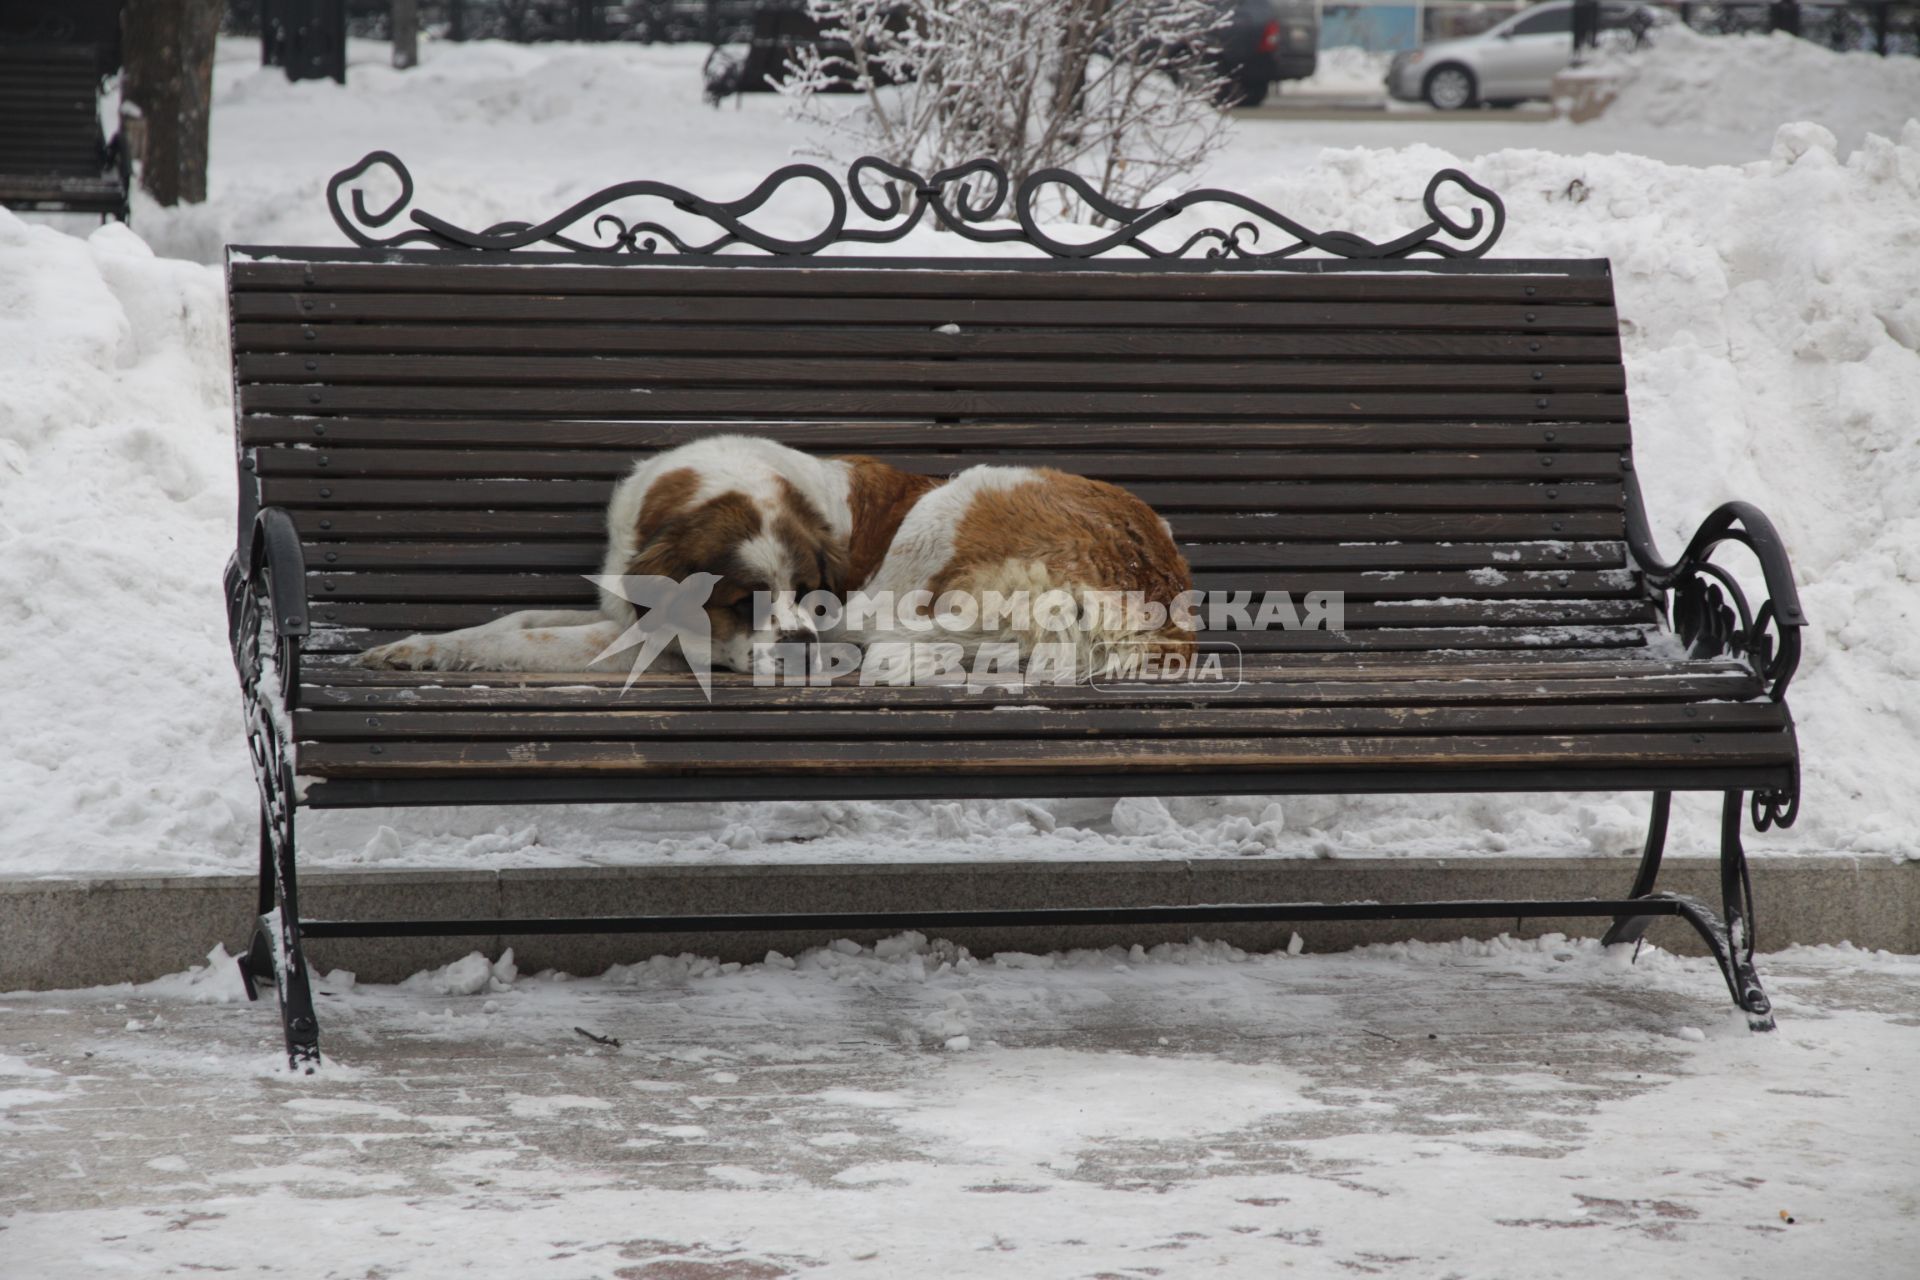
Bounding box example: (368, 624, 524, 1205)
(3, 936, 1918, 1278)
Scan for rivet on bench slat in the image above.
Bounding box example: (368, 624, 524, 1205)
(313, 425, 326, 435)
(302, 327, 315, 340)
(305, 360, 318, 371)
(319, 520, 332, 530)
(1531, 370, 1543, 381)
(1529, 341, 1541, 352)
(241, 456, 255, 471)
(318, 488, 332, 498)
(370, 745, 384, 755)
(1544, 430, 1556, 441)
(1525, 286, 1537, 296)
(323, 581, 335, 590)
(367, 716, 382, 728)
(1540, 457, 1554, 468)
(325, 552, 338, 563)
(309, 392, 322, 403)
(318, 457, 329, 468)
(1535, 398, 1548, 409)
(301, 300, 314, 311)
(1686, 707, 1698, 717)
(1552, 521, 1565, 532)
(1547, 489, 1559, 499)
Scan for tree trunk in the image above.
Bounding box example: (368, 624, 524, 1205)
(121, 0, 224, 206)
(392, 0, 419, 69)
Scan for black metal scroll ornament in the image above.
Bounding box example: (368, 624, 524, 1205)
(326, 151, 1506, 260)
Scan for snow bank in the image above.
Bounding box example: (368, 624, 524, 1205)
(1591, 28, 1920, 157)
(0, 214, 250, 873)
(1279, 45, 1390, 96)
(2, 38, 1916, 877)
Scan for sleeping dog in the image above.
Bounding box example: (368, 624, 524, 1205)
(355, 435, 1194, 679)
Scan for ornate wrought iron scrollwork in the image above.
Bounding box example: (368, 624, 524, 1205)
(1630, 495, 1806, 832)
(1668, 559, 1802, 707)
(326, 151, 1506, 260)
(1665, 560, 1802, 831)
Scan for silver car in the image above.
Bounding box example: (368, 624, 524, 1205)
(1385, 1, 1656, 110)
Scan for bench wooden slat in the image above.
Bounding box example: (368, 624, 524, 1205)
(301, 567, 1641, 603)
(294, 702, 1783, 741)
(231, 291, 1623, 332)
(299, 670, 1763, 710)
(255, 447, 1623, 483)
(237, 353, 1629, 393)
(241, 385, 1628, 421)
(293, 731, 1795, 777)
(232, 260, 1617, 303)
(283, 508, 1628, 542)
(240, 417, 1630, 450)
(301, 539, 1628, 572)
(304, 599, 1656, 631)
(261, 476, 1623, 512)
(233, 322, 1624, 363)
(302, 625, 1657, 655)
(307, 675, 1758, 717)
(307, 656, 1758, 687)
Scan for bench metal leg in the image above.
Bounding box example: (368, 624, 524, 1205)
(235, 779, 321, 1072)
(1601, 790, 1671, 947)
(1600, 790, 1774, 1032)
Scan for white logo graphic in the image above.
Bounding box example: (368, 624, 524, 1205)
(585, 572, 722, 698)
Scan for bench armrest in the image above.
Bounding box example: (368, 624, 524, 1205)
(1625, 477, 1804, 703)
(224, 507, 310, 706)
(248, 507, 311, 638)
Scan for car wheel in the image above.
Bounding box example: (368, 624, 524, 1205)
(1423, 64, 1477, 111)
(1217, 73, 1269, 108)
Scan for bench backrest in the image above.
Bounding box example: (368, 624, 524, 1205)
(225, 255, 1648, 658)
(0, 44, 108, 176)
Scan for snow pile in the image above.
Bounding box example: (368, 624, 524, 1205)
(0, 214, 249, 873)
(1281, 45, 1390, 96)
(1592, 28, 1920, 156)
(2, 38, 1917, 878)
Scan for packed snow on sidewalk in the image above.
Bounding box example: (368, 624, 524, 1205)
(4, 934, 1920, 1277)
(0, 34, 1916, 877)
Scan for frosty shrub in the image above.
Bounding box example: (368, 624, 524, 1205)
(775, 0, 1235, 216)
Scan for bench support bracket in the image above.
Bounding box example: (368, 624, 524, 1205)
(1602, 790, 1774, 1031)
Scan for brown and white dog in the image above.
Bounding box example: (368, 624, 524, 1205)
(356, 435, 1194, 678)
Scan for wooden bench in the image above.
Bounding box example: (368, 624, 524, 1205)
(0, 43, 129, 222)
(224, 152, 1805, 1069)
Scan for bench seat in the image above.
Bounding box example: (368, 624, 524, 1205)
(291, 654, 1791, 801)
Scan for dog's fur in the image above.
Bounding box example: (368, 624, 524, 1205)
(356, 435, 1194, 677)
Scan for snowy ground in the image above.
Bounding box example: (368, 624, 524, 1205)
(1, 32, 1917, 877)
(4, 936, 1919, 1277)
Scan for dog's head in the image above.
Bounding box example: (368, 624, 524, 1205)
(617, 465, 847, 675)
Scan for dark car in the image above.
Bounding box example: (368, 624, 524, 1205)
(1213, 0, 1318, 106)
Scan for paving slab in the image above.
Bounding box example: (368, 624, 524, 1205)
(2, 936, 1917, 1278)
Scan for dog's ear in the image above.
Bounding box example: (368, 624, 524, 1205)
(626, 521, 688, 582)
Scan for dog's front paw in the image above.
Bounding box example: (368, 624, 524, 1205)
(355, 636, 446, 671)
